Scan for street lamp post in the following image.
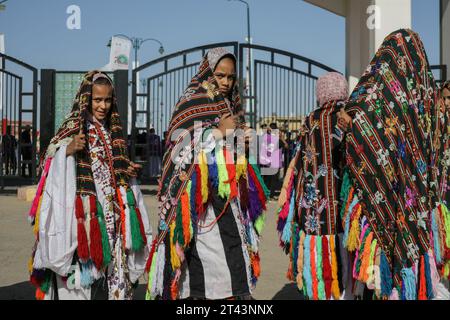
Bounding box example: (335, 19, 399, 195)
(107, 34, 164, 70)
(227, 0, 252, 123)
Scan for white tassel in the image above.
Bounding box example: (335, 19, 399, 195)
(153, 243, 165, 297)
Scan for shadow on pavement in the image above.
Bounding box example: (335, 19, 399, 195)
(0, 281, 35, 300)
(271, 283, 304, 300)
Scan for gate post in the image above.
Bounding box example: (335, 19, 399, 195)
(113, 69, 129, 139)
(39, 69, 56, 161)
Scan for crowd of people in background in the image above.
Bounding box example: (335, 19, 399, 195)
(0, 124, 32, 178)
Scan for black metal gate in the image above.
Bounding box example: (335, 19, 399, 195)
(130, 42, 335, 177)
(0, 53, 38, 187)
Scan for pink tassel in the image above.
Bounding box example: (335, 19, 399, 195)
(29, 157, 53, 220)
(279, 173, 295, 220)
(389, 288, 399, 300)
(428, 250, 441, 297)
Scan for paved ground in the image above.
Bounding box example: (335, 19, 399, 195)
(0, 187, 300, 300)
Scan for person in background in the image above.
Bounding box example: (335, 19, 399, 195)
(147, 127, 162, 178)
(20, 125, 32, 177)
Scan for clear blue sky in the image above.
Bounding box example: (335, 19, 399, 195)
(0, 0, 441, 73)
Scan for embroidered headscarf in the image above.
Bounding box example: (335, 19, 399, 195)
(342, 29, 443, 298)
(276, 72, 349, 300)
(37, 71, 145, 269)
(156, 48, 241, 245)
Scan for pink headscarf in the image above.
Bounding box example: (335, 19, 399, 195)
(316, 72, 348, 108)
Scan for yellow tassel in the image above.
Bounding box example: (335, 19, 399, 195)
(358, 232, 374, 282)
(236, 155, 247, 180)
(28, 256, 34, 274)
(169, 222, 181, 270)
(296, 231, 306, 290)
(347, 205, 362, 252)
(329, 236, 341, 300)
(33, 195, 43, 236)
(444, 262, 450, 278)
(199, 151, 209, 204)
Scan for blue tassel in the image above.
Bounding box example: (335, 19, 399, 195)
(380, 251, 393, 297)
(281, 192, 296, 243)
(207, 153, 219, 189)
(80, 261, 93, 288)
(292, 225, 299, 279)
(190, 168, 198, 236)
(424, 252, 434, 299)
(303, 235, 313, 299)
(431, 208, 442, 264)
(400, 267, 416, 300)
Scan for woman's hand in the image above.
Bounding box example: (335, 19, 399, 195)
(66, 129, 86, 156)
(218, 113, 238, 136)
(337, 108, 352, 132)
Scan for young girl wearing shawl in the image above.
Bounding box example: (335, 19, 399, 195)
(342, 29, 449, 300)
(28, 71, 152, 300)
(145, 48, 268, 300)
(276, 72, 355, 300)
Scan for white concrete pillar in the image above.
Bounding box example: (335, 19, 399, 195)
(304, 0, 411, 89)
(346, 0, 411, 90)
(441, 0, 450, 79)
(345, 0, 372, 90)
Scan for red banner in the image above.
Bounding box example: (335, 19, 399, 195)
(1, 118, 6, 135)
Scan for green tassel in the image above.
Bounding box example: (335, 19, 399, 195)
(186, 181, 193, 237)
(254, 213, 266, 235)
(146, 251, 158, 300)
(96, 200, 111, 267)
(250, 162, 270, 198)
(216, 147, 230, 198)
(40, 270, 53, 293)
(339, 169, 352, 219)
(175, 200, 184, 246)
(127, 189, 144, 252)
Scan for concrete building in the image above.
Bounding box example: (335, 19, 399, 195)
(304, 0, 449, 89)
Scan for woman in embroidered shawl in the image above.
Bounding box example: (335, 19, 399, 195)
(342, 29, 449, 300)
(28, 71, 152, 300)
(276, 72, 354, 300)
(145, 48, 268, 300)
(432, 81, 450, 284)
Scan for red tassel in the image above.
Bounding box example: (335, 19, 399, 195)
(170, 279, 178, 300)
(89, 218, 103, 269)
(75, 195, 85, 220)
(75, 195, 89, 262)
(116, 188, 127, 249)
(135, 207, 148, 246)
(238, 177, 249, 212)
(35, 288, 46, 300)
(248, 165, 267, 210)
(30, 275, 41, 288)
(195, 165, 204, 215)
(224, 148, 238, 199)
(145, 239, 158, 273)
(252, 253, 261, 278)
(322, 236, 332, 300)
(418, 255, 427, 300)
